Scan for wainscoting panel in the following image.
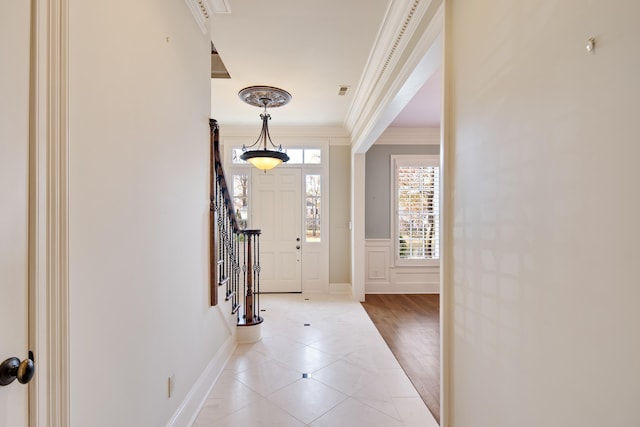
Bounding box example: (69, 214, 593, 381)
(365, 239, 439, 293)
(366, 241, 390, 281)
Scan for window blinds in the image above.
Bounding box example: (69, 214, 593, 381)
(397, 165, 440, 260)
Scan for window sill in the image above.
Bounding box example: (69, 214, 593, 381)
(394, 259, 440, 268)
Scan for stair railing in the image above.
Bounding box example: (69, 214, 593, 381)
(210, 119, 263, 326)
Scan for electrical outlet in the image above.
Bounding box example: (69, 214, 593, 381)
(168, 375, 175, 398)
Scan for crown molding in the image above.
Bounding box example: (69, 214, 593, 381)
(346, 0, 443, 152)
(184, 0, 211, 33)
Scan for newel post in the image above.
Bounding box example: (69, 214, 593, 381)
(245, 232, 255, 322)
(241, 229, 262, 326)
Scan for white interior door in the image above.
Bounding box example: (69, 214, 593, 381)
(0, 0, 31, 425)
(251, 168, 302, 292)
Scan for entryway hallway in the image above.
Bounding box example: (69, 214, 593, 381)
(192, 294, 438, 426)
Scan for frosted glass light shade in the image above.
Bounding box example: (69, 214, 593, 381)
(240, 149, 289, 171)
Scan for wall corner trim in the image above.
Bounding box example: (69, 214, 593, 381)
(32, 0, 71, 425)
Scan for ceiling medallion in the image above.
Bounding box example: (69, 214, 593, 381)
(238, 86, 292, 109)
(238, 86, 291, 172)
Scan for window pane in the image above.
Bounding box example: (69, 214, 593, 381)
(285, 148, 303, 164)
(231, 148, 247, 164)
(232, 174, 249, 229)
(304, 149, 321, 164)
(397, 166, 439, 260)
(305, 174, 321, 242)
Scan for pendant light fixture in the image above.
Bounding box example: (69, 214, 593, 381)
(238, 86, 291, 171)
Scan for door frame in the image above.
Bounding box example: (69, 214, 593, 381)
(221, 135, 330, 293)
(29, 0, 70, 425)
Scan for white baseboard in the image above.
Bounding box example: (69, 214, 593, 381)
(329, 283, 352, 294)
(365, 282, 440, 294)
(166, 335, 236, 427)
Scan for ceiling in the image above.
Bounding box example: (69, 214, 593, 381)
(389, 66, 441, 128)
(209, 0, 442, 140)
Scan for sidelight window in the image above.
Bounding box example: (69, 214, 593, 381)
(305, 174, 321, 242)
(231, 173, 249, 229)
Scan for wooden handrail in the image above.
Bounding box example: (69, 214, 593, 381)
(209, 120, 219, 306)
(210, 119, 240, 232)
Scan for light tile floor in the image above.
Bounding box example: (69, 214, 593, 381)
(192, 293, 439, 427)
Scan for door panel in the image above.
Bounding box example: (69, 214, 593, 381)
(259, 253, 275, 281)
(278, 251, 300, 281)
(0, 0, 31, 425)
(251, 168, 302, 292)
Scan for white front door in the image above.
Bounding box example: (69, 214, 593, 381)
(0, 0, 31, 425)
(251, 168, 302, 292)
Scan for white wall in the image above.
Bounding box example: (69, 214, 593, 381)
(445, 1, 640, 426)
(329, 145, 352, 286)
(68, 1, 231, 425)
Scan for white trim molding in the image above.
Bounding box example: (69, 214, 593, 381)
(184, 0, 211, 33)
(440, 2, 452, 424)
(30, 0, 71, 425)
(166, 335, 236, 427)
(348, 0, 444, 153)
(390, 154, 440, 268)
(365, 239, 439, 294)
(329, 283, 352, 294)
(351, 153, 366, 302)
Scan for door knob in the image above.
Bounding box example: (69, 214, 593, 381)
(0, 352, 35, 386)
(296, 245, 300, 250)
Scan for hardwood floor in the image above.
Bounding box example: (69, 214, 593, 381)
(361, 294, 440, 424)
